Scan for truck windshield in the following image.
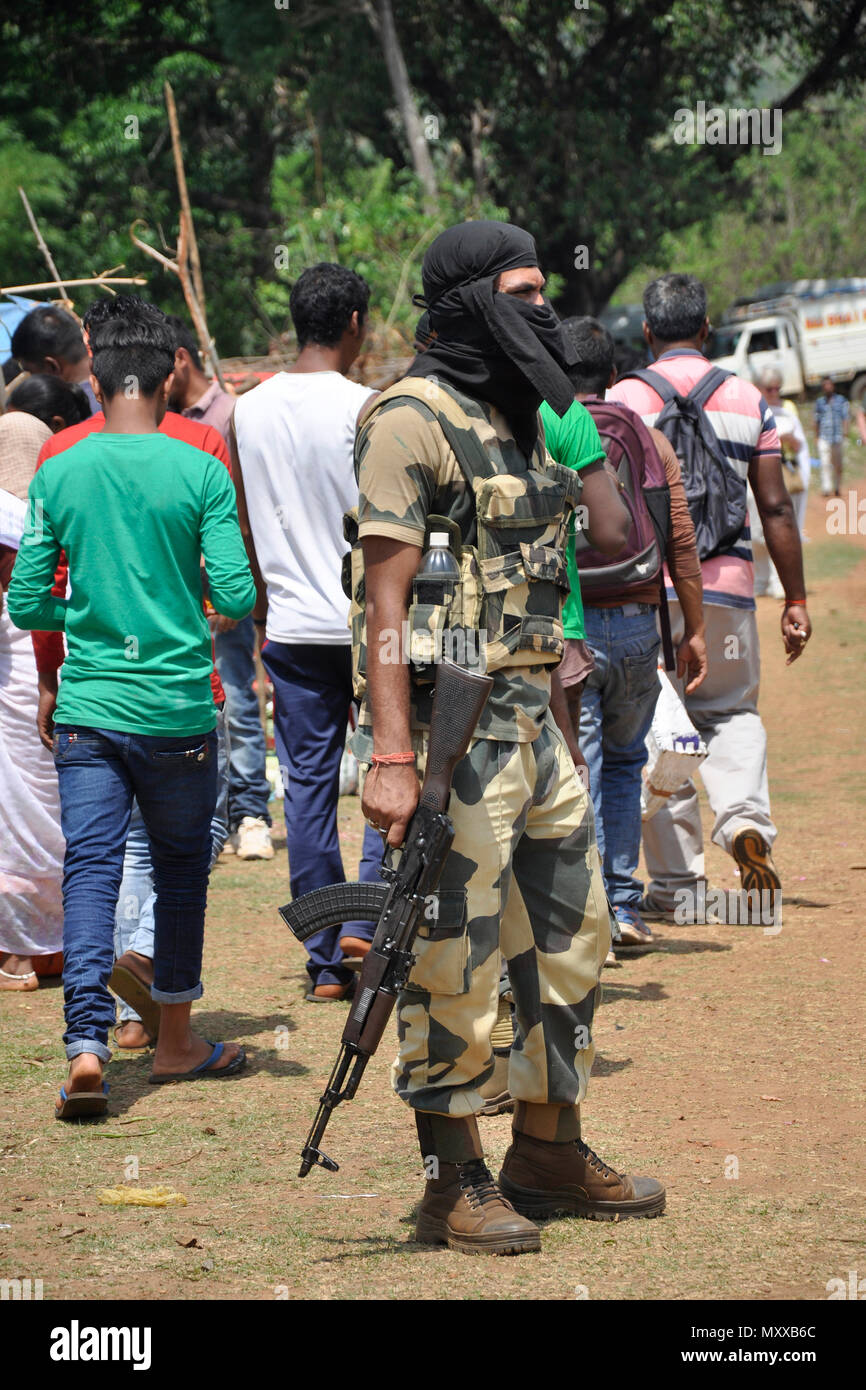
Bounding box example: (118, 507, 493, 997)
(707, 327, 742, 359)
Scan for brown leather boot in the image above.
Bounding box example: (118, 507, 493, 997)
(498, 1103, 665, 1222)
(414, 1113, 540, 1255)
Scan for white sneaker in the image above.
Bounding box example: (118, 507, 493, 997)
(235, 817, 274, 861)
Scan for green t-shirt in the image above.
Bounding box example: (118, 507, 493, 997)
(539, 398, 605, 640)
(8, 432, 256, 736)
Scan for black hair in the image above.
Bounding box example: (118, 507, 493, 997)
(81, 294, 166, 338)
(8, 373, 89, 429)
(289, 263, 370, 349)
(164, 314, 203, 369)
(85, 296, 175, 398)
(11, 305, 87, 367)
(643, 273, 707, 344)
(562, 316, 617, 395)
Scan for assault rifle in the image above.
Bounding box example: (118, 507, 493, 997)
(279, 658, 493, 1178)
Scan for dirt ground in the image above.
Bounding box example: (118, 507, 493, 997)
(1, 469, 864, 1302)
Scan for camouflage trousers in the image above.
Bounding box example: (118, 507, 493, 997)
(379, 713, 611, 1116)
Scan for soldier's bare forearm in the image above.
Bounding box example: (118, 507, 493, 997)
(361, 535, 421, 753)
(367, 594, 412, 752)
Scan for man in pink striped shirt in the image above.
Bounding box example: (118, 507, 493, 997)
(609, 274, 811, 921)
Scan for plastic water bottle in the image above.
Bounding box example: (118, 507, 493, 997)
(413, 532, 460, 606)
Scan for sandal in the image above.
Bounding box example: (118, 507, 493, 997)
(109, 953, 161, 1038)
(55, 1082, 110, 1121)
(148, 1040, 246, 1085)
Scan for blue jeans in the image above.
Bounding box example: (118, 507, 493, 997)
(53, 724, 218, 1061)
(261, 642, 380, 988)
(578, 606, 661, 909)
(113, 707, 230, 1024)
(214, 615, 272, 829)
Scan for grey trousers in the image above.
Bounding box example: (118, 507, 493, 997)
(642, 599, 777, 910)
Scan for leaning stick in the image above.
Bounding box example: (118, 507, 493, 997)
(18, 187, 69, 300)
(1, 276, 147, 294)
(164, 82, 206, 316)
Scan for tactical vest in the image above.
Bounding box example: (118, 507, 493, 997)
(345, 378, 583, 701)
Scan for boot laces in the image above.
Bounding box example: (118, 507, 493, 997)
(576, 1138, 619, 1180)
(458, 1159, 502, 1209)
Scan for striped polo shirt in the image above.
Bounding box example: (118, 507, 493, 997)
(608, 349, 780, 610)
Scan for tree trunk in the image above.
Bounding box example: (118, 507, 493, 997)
(366, 0, 437, 204)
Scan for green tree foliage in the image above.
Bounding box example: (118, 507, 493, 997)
(260, 155, 507, 346)
(2, 2, 865, 354)
(614, 100, 866, 319)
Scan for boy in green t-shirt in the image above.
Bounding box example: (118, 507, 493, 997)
(8, 298, 256, 1118)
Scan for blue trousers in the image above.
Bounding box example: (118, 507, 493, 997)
(53, 723, 218, 1061)
(578, 605, 661, 909)
(261, 642, 381, 988)
(113, 707, 230, 1024)
(214, 615, 272, 829)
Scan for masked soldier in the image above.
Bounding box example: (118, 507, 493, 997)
(352, 221, 665, 1254)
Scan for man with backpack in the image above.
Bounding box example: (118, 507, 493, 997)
(544, 317, 706, 946)
(609, 274, 811, 921)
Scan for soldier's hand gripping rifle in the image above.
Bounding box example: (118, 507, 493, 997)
(279, 658, 493, 1178)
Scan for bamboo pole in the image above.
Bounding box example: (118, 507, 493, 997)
(1, 276, 147, 294)
(18, 187, 69, 300)
(164, 81, 206, 316)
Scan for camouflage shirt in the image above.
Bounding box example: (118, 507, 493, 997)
(354, 392, 557, 751)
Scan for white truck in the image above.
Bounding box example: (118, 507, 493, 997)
(708, 278, 866, 405)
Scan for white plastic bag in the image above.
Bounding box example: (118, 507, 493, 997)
(339, 747, 359, 797)
(641, 669, 708, 820)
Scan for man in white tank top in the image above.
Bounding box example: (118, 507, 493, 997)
(231, 264, 382, 1000)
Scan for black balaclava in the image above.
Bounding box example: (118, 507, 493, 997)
(406, 220, 577, 456)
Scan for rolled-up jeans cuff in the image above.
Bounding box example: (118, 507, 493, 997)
(66, 1038, 112, 1064)
(151, 982, 204, 1005)
(315, 968, 351, 989)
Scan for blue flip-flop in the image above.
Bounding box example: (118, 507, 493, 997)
(148, 1041, 246, 1085)
(55, 1082, 110, 1121)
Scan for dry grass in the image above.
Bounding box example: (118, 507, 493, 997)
(1, 481, 864, 1301)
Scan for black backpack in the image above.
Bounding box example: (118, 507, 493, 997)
(621, 365, 747, 561)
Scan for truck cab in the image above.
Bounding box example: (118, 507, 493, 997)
(709, 279, 866, 406)
(708, 315, 804, 395)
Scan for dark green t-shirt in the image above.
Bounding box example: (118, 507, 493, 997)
(539, 399, 605, 641)
(8, 432, 256, 736)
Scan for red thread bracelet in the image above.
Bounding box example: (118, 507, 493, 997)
(371, 751, 416, 766)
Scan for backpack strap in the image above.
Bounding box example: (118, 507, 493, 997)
(686, 365, 731, 410)
(359, 377, 504, 490)
(620, 366, 679, 406)
(657, 581, 676, 673)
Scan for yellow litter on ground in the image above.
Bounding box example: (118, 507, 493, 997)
(98, 1185, 187, 1207)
